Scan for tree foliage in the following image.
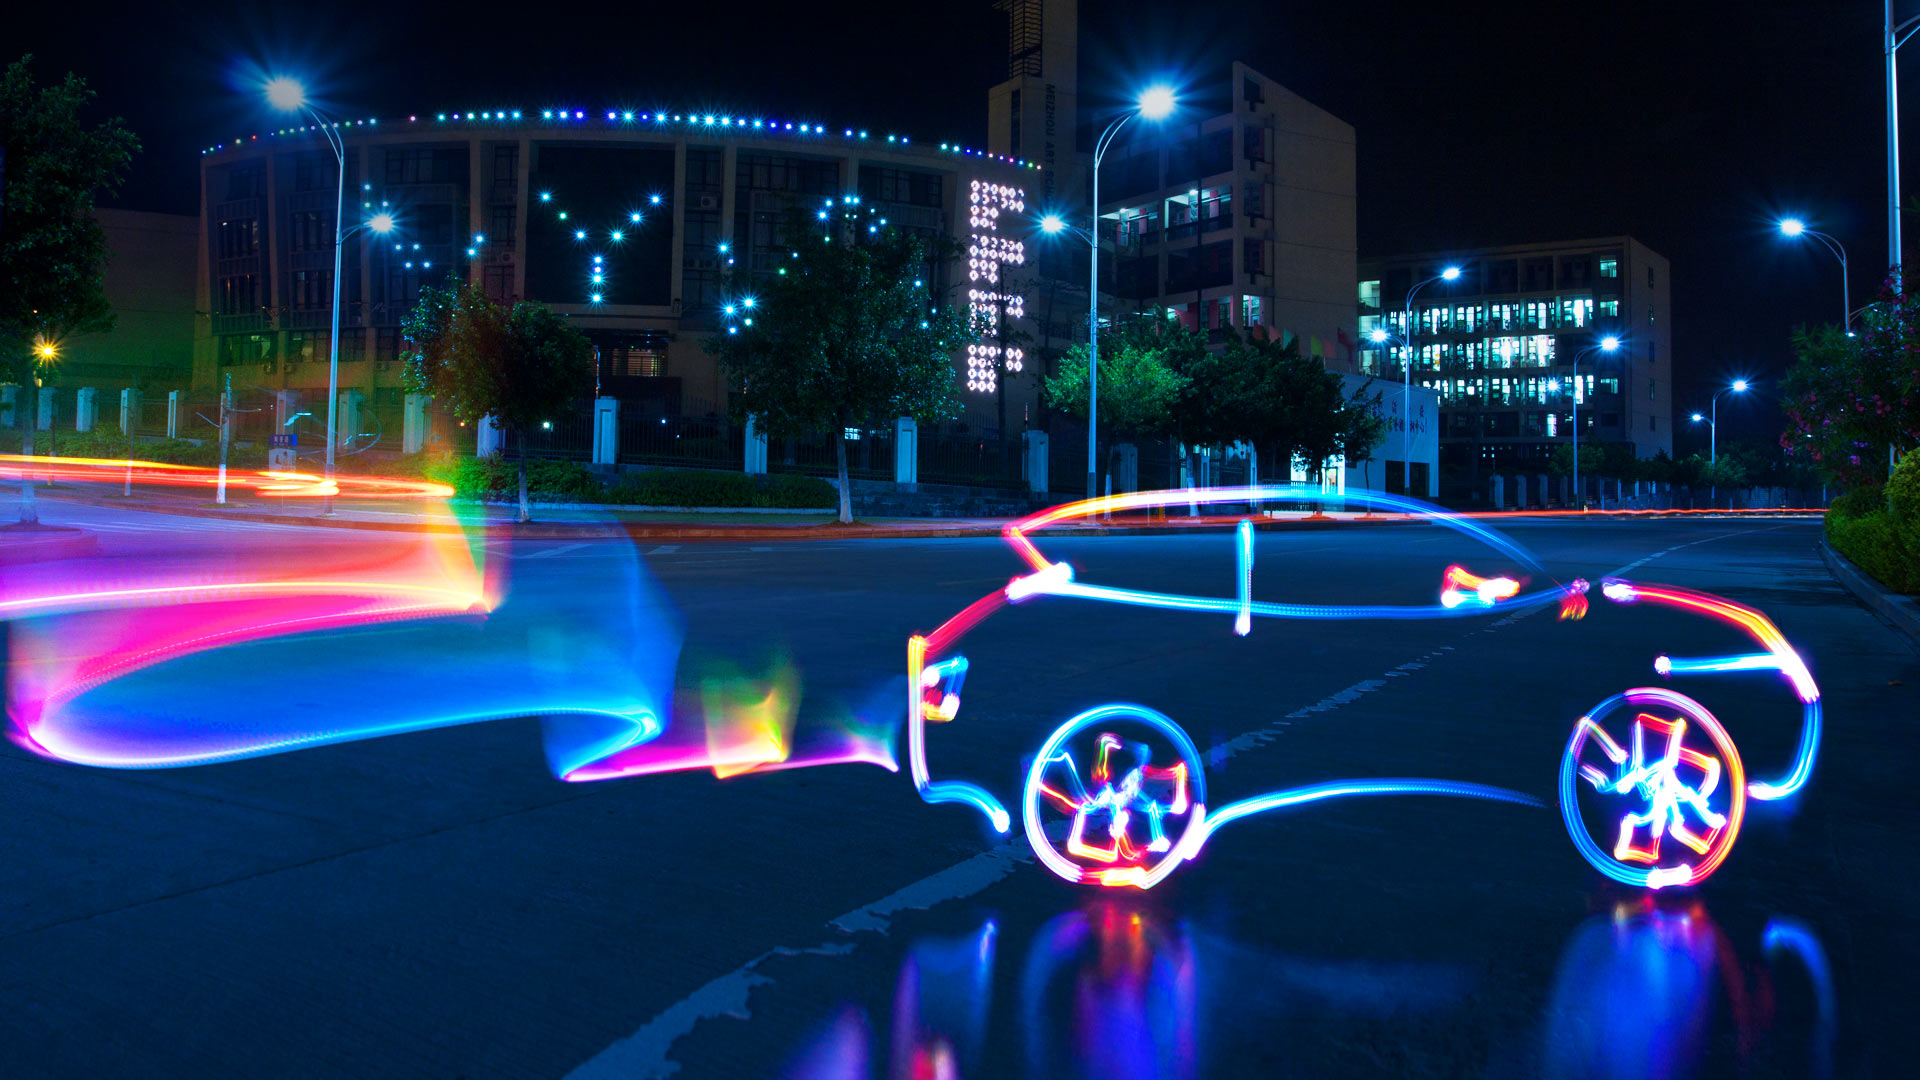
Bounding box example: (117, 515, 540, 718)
(706, 205, 975, 522)
(1178, 328, 1386, 480)
(402, 283, 594, 521)
(1781, 286, 1920, 489)
(1044, 319, 1192, 442)
(0, 55, 140, 382)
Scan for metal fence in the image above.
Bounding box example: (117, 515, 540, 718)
(500, 410, 594, 461)
(920, 432, 1023, 488)
(768, 426, 895, 481)
(617, 412, 742, 470)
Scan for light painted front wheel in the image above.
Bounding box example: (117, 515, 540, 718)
(1023, 704, 1208, 889)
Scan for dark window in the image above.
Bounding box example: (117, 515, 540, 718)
(225, 164, 265, 200)
(1242, 180, 1265, 219)
(857, 166, 944, 208)
(218, 218, 261, 259)
(483, 265, 513, 302)
(1523, 258, 1554, 292)
(1243, 76, 1263, 104)
(1197, 240, 1232, 288)
(1647, 265, 1655, 287)
(376, 327, 401, 362)
(291, 269, 331, 309)
(1242, 237, 1264, 275)
(1241, 124, 1265, 164)
(1647, 341, 1655, 366)
(294, 154, 337, 192)
(218, 274, 258, 314)
(289, 210, 331, 252)
(1484, 259, 1519, 294)
(492, 144, 519, 196)
(384, 147, 468, 185)
(1009, 88, 1022, 150)
(607, 340, 667, 377)
(489, 204, 517, 249)
(1558, 256, 1591, 289)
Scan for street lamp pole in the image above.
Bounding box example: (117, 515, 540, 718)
(1890, 4, 1920, 282)
(1400, 266, 1462, 495)
(1082, 85, 1176, 502)
(1564, 336, 1620, 510)
(1778, 219, 1850, 330)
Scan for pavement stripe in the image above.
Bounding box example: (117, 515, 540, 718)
(647, 545, 681, 555)
(522, 542, 591, 559)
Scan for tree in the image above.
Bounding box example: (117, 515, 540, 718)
(403, 284, 594, 522)
(707, 205, 975, 524)
(1185, 329, 1383, 485)
(1781, 286, 1920, 490)
(0, 56, 140, 523)
(1045, 318, 1190, 490)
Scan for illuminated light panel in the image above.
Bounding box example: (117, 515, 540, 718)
(1234, 519, 1254, 636)
(964, 180, 1028, 393)
(1559, 688, 1746, 889)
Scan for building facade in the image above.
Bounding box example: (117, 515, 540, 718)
(1090, 62, 1358, 370)
(51, 208, 198, 389)
(195, 108, 1042, 443)
(1359, 236, 1672, 501)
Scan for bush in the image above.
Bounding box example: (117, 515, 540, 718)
(1827, 465, 1920, 595)
(430, 456, 604, 501)
(1888, 450, 1920, 554)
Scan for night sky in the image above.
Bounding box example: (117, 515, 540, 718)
(14, 0, 1903, 454)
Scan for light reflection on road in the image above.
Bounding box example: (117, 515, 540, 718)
(780, 896, 1836, 1079)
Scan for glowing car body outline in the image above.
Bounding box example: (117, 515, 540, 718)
(906, 485, 1822, 890)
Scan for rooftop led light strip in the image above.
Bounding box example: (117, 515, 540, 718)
(207, 105, 1041, 169)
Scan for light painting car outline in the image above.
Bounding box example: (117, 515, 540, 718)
(905, 486, 1822, 891)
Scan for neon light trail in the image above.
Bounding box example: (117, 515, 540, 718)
(0, 453, 454, 500)
(906, 485, 1823, 891)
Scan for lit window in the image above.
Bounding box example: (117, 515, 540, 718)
(1599, 258, 1618, 278)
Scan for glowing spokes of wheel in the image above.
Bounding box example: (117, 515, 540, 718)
(1024, 704, 1208, 889)
(1559, 688, 1745, 889)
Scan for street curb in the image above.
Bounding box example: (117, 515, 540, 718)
(1819, 539, 1920, 646)
(0, 527, 100, 565)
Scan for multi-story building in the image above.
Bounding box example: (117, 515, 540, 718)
(194, 106, 1042, 445)
(1359, 237, 1672, 501)
(1089, 62, 1357, 370)
(48, 209, 198, 388)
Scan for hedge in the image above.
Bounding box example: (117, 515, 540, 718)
(369, 453, 836, 509)
(0, 427, 266, 468)
(1826, 453, 1920, 595)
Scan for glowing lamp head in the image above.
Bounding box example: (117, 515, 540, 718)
(367, 212, 395, 234)
(34, 342, 57, 361)
(1039, 213, 1066, 234)
(1778, 218, 1806, 237)
(1600, 335, 1620, 351)
(1690, 412, 1705, 422)
(264, 77, 307, 112)
(1731, 379, 1749, 393)
(1440, 266, 1462, 281)
(1368, 327, 1389, 343)
(1136, 85, 1177, 120)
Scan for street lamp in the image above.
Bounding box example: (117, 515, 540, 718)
(1777, 218, 1850, 331)
(1399, 265, 1463, 495)
(1563, 334, 1621, 509)
(1081, 84, 1178, 500)
(1888, 4, 1919, 283)
(265, 76, 391, 513)
(1692, 379, 1751, 508)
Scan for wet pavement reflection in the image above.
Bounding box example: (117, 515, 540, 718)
(776, 895, 1837, 1080)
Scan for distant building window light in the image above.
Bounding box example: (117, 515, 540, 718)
(1599, 258, 1618, 278)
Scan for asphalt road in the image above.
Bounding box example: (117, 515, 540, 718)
(1, 500, 1914, 1078)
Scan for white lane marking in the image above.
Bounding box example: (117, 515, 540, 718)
(829, 846, 1031, 934)
(647, 545, 681, 555)
(523, 542, 590, 559)
(1608, 525, 1787, 577)
(748, 546, 774, 552)
(566, 942, 856, 1080)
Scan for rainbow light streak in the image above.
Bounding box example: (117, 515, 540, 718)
(0, 454, 452, 499)
(1023, 703, 1539, 890)
(1440, 564, 1522, 609)
(1234, 519, 1254, 636)
(4, 520, 696, 779)
(1602, 578, 1820, 800)
(1559, 688, 1746, 889)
